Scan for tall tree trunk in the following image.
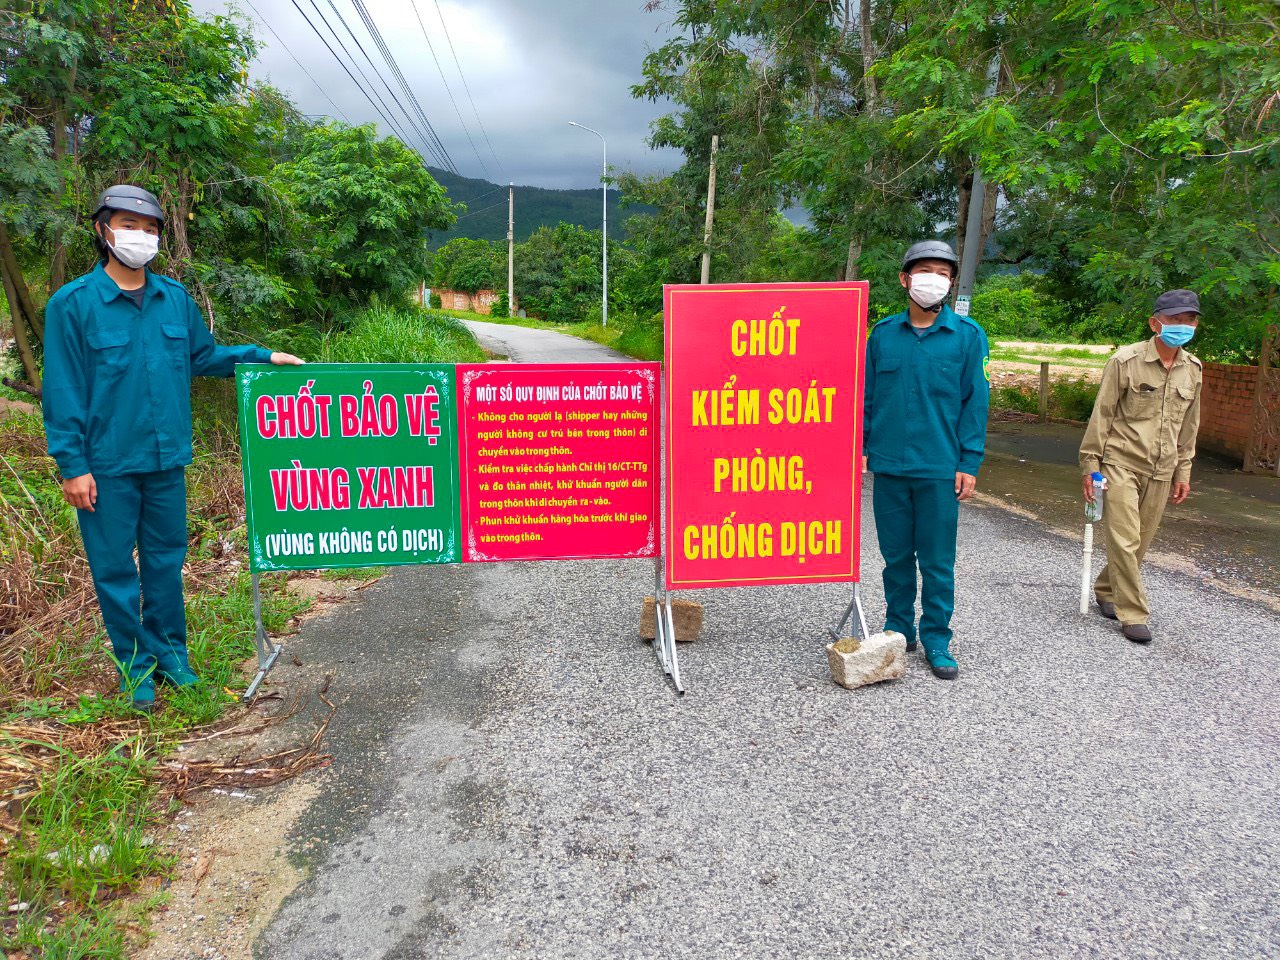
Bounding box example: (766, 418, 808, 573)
(976, 182, 999, 272)
(1, 259, 42, 391)
(954, 162, 973, 269)
(0, 220, 43, 342)
(49, 111, 69, 295)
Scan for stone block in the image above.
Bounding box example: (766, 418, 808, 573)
(826, 630, 907, 689)
(638, 596, 705, 642)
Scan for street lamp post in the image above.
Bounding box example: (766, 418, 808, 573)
(569, 121, 607, 328)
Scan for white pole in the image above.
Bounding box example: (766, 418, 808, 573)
(569, 121, 607, 327)
(1080, 523, 1093, 615)
(507, 182, 514, 314)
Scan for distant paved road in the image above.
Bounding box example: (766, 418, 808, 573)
(257, 323, 1280, 960)
(461, 318, 630, 363)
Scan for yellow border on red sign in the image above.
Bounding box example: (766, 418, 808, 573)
(664, 284, 866, 589)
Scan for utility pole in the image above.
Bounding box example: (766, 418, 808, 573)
(954, 46, 1002, 317)
(568, 121, 608, 327)
(507, 182, 514, 315)
(701, 134, 719, 284)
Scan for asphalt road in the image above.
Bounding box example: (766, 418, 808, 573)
(256, 324, 1280, 960)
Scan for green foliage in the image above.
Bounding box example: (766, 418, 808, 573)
(5, 750, 173, 903)
(1050, 377, 1101, 422)
(617, 311, 664, 361)
(628, 0, 1278, 363)
(489, 291, 510, 318)
(429, 291, 442, 309)
(274, 123, 454, 317)
(992, 385, 1038, 413)
(432, 237, 501, 294)
(513, 223, 630, 324)
(318, 305, 485, 364)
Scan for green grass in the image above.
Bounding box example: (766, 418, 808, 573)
(320, 305, 485, 364)
(0, 409, 314, 955)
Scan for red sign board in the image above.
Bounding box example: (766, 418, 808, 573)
(456, 363, 660, 562)
(664, 283, 867, 589)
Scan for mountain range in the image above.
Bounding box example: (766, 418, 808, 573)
(425, 167, 639, 248)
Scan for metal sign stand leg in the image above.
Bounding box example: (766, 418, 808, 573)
(243, 572, 283, 701)
(828, 582, 870, 644)
(651, 556, 685, 695)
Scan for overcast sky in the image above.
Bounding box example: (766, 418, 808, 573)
(190, 0, 685, 189)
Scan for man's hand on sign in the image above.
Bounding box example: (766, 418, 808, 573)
(955, 472, 977, 501)
(1171, 481, 1191, 505)
(63, 473, 97, 512)
(270, 352, 305, 365)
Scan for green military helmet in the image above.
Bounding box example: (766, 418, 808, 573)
(901, 239, 957, 272)
(93, 185, 166, 225)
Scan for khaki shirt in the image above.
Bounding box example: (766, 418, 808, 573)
(1080, 337, 1202, 483)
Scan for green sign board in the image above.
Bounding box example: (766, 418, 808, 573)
(237, 364, 461, 572)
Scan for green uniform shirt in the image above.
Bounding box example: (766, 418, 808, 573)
(864, 305, 991, 480)
(42, 263, 272, 479)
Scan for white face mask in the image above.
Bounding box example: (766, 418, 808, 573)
(908, 272, 951, 308)
(107, 228, 160, 269)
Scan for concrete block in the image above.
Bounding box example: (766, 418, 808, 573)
(639, 596, 705, 643)
(826, 630, 907, 689)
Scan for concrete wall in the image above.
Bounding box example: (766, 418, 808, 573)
(432, 288, 504, 315)
(1199, 362, 1259, 460)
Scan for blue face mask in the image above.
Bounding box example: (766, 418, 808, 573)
(1157, 322, 1196, 348)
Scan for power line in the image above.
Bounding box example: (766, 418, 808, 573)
(407, 0, 490, 179)
(430, 0, 505, 179)
(284, 0, 418, 155)
(243, 0, 350, 123)
(347, 0, 458, 174)
(319, 0, 452, 169)
(454, 198, 508, 221)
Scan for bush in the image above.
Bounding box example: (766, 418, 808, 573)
(617, 311, 664, 361)
(970, 275, 1072, 340)
(429, 292, 442, 309)
(319, 306, 485, 364)
(489, 292, 510, 319)
(1050, 377, 1099, 421)
(991, 385, 1038, 413)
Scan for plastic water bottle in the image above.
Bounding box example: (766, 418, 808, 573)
(1085, 472, 1106, 522)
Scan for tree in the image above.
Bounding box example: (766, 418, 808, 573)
(271, 123, 455, 320)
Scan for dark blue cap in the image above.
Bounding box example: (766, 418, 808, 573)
(1154, 289, 1200, 316)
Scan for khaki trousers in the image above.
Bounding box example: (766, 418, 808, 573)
(1094, 462, 1171, 625)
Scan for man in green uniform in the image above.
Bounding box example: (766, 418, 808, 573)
(42, 185, 303, 710)
(1080, 289, 1202, 643)
(863, 240, 990, 679)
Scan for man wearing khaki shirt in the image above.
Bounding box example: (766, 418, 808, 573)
(1079, 289, 1202, 643)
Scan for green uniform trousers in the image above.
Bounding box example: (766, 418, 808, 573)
(76, 468, 190, 696)
(1094, 461, 1170, 626)
(872, 473, 959, 655)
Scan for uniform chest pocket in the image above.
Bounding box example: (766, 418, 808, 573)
(928, 356, 961, 396)
(87, 328, 130, 372)
(1123, 383, 1161, 420)
(876, 356, 902, 376)
(160, 322, 189, 359)
(1174, 383, 1197, 407)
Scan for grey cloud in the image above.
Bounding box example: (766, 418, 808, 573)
(191, 0, 685, 188)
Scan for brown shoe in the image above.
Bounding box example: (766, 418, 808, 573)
(1122, 623, 1153, 644)
(1095, 596, 1118, 620)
